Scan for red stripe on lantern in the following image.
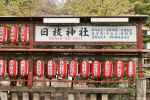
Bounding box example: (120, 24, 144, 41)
(103, 60, 113, 78)
(20, 26, 29, 43)
(46, 60, 56, 78)
(91, 60, 101, 78)
(8, 59, 18, 77)
(68, 60, 78, 78)
(80, 60, 90, 78)
(58, 60, 67, 78)
(0, 59, 6, 77)
(9, 26, 18, 43)
(35, 60, 44, 78)
(0, 26, 7, 43)
(126, 60, 136, 78)
(114, 60, 124, 78)
(19, 60, 28, 77)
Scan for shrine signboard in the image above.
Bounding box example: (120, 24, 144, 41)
(35, 26, 137, 42)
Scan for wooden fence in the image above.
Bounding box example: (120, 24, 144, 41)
(0, 77, 149, 100)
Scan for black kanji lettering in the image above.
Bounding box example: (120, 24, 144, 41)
(53, 27, 62, 36)
(41, 28, 48, 36)
(66, 28, 76, 36)
(79, 27, 89, 37)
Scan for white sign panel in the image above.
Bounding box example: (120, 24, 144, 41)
(35, 26, 137, 42)
(147, 30, 150, 35)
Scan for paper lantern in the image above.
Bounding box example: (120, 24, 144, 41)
(9, 26, 18, 43)
(126, 60, 136, 78)
(91, 60, 101, 78)
(46, 60, 56, 78)
(80, 60, 90, 78)
(114, 60, 124, 78)
(0, 26, 7, 43)
(35, 60, 44, 78)
(103, 60, 113, 78)
(0, 59, 6, 77)
(20, 26, 29, 43)
(19, 60, 28, 77)
(58, 60, 67, 78)
(8, 59, 18, 77)
(68, 60, 78, 78)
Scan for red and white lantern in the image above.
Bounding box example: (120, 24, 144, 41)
(0, 59, 6, 77)
(9, 26, 18, 43)
(126, 60, 136, 78)
(35, 60, 44, 78)
(114, 60, 124, 78)
(58, 60, 67, 78)
(19, 60, 28, 77)
(8, 59, 18, 77)
(68, 60, 78, 78)
(91, 60, 101, 78)
(46, 60, 56, 78)
(103, 60, 113, 78)
(20, 26, 29, 43)
(0, 26, 7, 43)
(80, 60, 90, 78)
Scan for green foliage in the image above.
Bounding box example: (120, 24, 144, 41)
(61, 0, 133, 15)
(131, 0, 150, 43)
(0, 0, 42, 16)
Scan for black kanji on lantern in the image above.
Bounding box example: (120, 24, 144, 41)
(53, 27, 62, 36)
(41, 28, 48, 36)
(79, 27, 89, 37)
(66, 28, 76, 36)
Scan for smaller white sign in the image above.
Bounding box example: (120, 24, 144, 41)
(35, 26, 137, 42)
(147, 30, 150, 35)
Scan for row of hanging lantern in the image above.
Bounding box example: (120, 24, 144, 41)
(0, 59, 136, 78)
(0, 59, 28, 77)
(0, 26, 29, 43)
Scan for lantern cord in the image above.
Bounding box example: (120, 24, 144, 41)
(49, 77, 51, 87)
(71, 78, 74, 87)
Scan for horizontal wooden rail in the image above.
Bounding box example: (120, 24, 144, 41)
(0, 79, 135, 84)
(34, 42, 138, 46)
(0, 46, 29, 49)
(0, 53, 139, 58)
(0, 87, 136, 93)
(33, 80, 135, 84)
(0, 79, 28, 82)
(0, 49, 148, 53)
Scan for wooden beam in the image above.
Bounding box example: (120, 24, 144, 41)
(0, 49, 148, 53)
(0, 87, 136, 93)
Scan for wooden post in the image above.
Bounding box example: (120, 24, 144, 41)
(11, 92, 18, 100)
(23, 92, 29, 100)
(102, 94, 108, 100)
(68, 93, 74, 100)
(75, 93, 80, 100)
(79, 93, 85, 100)
(1, 92, 7, 100)
(113, 94, 119, 100)
(90, 94, 96, 100)
(136, 78, 146, 100)
(124, 93, 130, 100)
(138, 22, 144, 78)
(33, 93, 40, 100)
(146, 94, 150, 100)
(44, 93, 50, 100)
